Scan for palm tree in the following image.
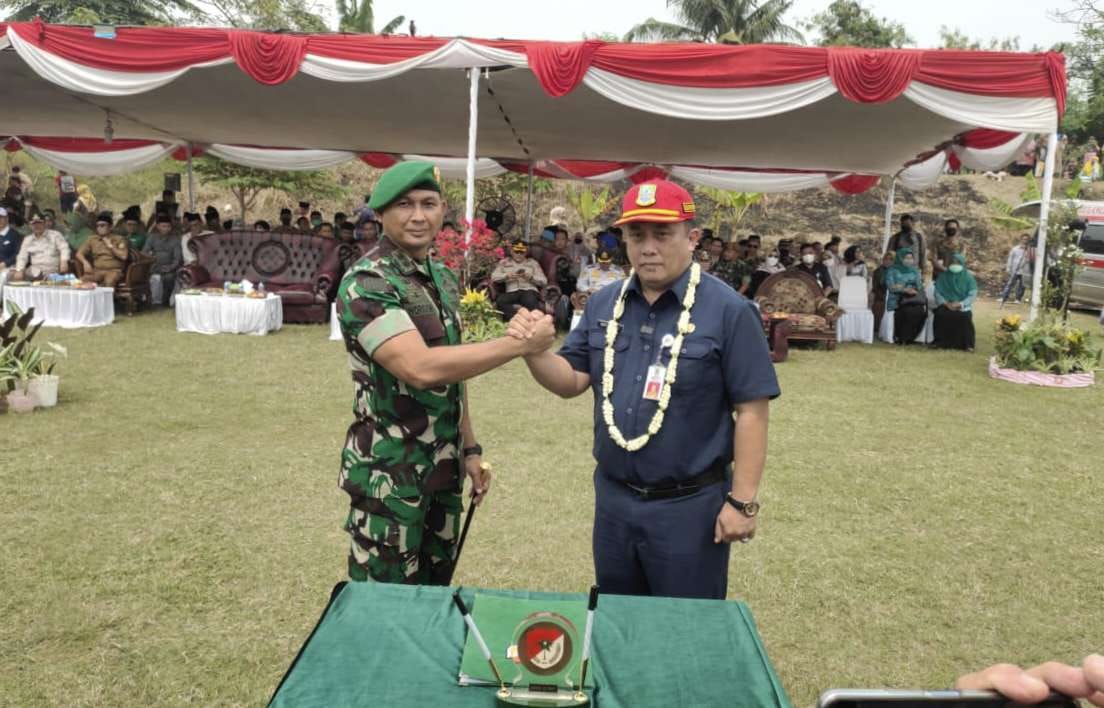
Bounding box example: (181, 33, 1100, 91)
(336, 0, 405, 34)
(624, 0, 803, 44)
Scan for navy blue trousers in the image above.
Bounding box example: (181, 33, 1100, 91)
(592, 472, 731, 600)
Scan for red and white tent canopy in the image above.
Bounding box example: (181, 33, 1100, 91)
(0, 21, 1064, 177)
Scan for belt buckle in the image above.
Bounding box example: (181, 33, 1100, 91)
(626, 482, 650, 499)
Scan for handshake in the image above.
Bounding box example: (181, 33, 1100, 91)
(506, 308, 556, 355)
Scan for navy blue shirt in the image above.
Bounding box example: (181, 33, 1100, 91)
(560, 266, 780, 486)
(0, 227, 21, 268)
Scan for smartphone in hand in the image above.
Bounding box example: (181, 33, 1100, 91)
(818, 689, 1078, 708)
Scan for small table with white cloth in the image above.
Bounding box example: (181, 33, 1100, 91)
(3, 284, 115, 328)
(175, 292, 283, 336)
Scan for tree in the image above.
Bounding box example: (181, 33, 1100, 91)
(624, 0, 803, 44)
(565, 184, 614, 227)
(0, 0, 202, 24)
(806, 0, 911, 48)
(192, 158, 346, 220)
(938, 26, 1021, 51)
(696, 187, 762, 233)
(335, 0, 405, 34)
(1052, 1, 1104, 143)
(199, 0, 328, 32)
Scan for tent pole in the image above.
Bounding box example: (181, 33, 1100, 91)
(186, 143, 196, 212)
(881, 177, 896, 255)
(464, 68, 480, 246)
(1029, 131, 1059, 322)
(524, 160, 534, 237)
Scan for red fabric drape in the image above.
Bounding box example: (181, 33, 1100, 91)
(958, 128, 1021, 150)
(553, 159, 629, 178)
(913, 50, 1066, 116)
(947, 152, 963, 172)
(499, 162, 568, 179)
(228, 31, 308, 85)
(19, 136, 162, 151)
(4, 138, 21, 153)
(827, 47, 920, 103)
(830, 174, 880, 195)
(525, 40, 602, 97)
(628, 166, 669, 184)
(170, 144, 207, 161)
(359, 153, 398, 169)
(590, 42, 826, 89)
(12, 20, 230, 73)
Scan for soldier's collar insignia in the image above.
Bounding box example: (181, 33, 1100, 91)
(636, 184, 657, 207)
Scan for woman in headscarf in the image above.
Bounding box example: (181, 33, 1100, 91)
(747, 246, 786, 299)
(885, 247, 926, 345)
(932, 252, 978, 351)
(75, 184, 97, 215)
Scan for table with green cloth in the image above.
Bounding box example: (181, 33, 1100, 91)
(269, 582, 792, 708)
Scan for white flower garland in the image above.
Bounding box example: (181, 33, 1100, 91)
(601, 263, 701, 452)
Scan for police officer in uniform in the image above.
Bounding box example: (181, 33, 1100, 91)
(508, 180, 781, 600)
(76, 212, 130, 287)
(336, 161, 553, 584)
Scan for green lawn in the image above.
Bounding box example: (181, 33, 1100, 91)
(1, 301, 1101, 707)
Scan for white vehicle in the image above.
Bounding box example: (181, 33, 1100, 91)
(1011, 200, 1104, 309)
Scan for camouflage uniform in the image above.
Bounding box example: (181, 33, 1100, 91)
(336, 236, 465, 584)
(713, 258, 752, 292)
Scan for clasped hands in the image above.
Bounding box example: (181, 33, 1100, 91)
(506, 308, 555, 355)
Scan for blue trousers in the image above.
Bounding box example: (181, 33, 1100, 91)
(592, 472, 730, 600)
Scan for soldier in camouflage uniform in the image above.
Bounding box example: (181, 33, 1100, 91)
(336, 161, 553, 584)
(712, 241, 752, 295)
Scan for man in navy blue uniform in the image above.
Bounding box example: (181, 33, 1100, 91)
(508, 180, 780, 600)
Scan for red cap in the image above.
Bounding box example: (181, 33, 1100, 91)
(613, 180, 696, 226)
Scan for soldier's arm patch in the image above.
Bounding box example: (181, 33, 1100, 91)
(339, 267, 416, 360)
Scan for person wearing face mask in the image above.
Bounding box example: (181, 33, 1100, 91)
(309, 210, 324, 233)
(932, 218, 967, 278)
(932, 253, 978, 351)
(871, 251, 894, 334)
(747, 247, 785, 299)
(794, 243, 835, 297)
(886, 214, 927, 282)
(885, 247, 926, 345)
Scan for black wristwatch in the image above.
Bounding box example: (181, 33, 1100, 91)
(725, 493, 761, 518)
(462, 444, 483, 458)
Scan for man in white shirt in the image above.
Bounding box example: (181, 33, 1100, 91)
(180, 212, 212, 265)
(575, 249, 626, 296)
(12, 214, 70, 281)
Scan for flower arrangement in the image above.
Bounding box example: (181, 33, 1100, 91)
(434, 219, 505, 288)
(458, 288, 507, 343)
(993, 314, 1100, 375)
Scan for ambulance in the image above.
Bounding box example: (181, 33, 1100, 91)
(1011, 200, 1104, 309)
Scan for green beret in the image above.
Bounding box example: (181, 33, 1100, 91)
(368, 161, 441, 211)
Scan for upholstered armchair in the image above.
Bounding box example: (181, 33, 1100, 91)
(177, 230, 342, 323)
(755, 270, 841, 349)
(69, 247, 154, 315)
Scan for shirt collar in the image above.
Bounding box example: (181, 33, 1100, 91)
(378, 235, 433, 277)
(625, 263, 692, 305)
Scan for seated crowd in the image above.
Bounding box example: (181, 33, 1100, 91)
(484, 212, 977, 353)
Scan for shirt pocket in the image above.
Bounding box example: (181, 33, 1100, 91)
(587, 325, 629, 376)
(671, 337, 715, 391)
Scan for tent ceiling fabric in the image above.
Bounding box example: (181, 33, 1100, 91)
(0, 21, 1065, 177)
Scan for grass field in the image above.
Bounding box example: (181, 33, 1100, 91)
(1, 300, 1102, 707)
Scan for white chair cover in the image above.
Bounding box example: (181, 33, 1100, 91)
(836, 276, 874, 344)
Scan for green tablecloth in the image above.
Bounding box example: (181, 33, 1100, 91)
(270, 583, 792, 708)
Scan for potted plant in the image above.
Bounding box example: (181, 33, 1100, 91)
(0, 303, 66, 409)
(27, 342, 66, 407)
(989, 314, 1101, 388)
(0, 341, 40, 413)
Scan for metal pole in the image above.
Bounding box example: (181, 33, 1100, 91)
(881, 177, 896, 255)
(186, 143, 196, 212)
(464, 68, 480, 246)
(524, 160, 535, 237)
(1029, 132, 1058, 322)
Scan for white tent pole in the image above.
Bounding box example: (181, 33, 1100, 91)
(464, 68, 480, 245)
(881, 177, 896, 255)
(524, 160, 534, 237)
(186, 143, 196, 212)
(1029, 131, 1059, 322)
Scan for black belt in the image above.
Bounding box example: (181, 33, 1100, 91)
(621, 463, 727, 501)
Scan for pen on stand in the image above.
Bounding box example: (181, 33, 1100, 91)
(452, 590, 509, 697)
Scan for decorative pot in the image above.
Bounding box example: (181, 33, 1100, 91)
(987, 357, 1096, 388)
(6, 389, 36, 413)
(27, 374, 59, 408)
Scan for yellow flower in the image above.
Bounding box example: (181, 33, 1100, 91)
(1067, 330, 1084, 345)
(460, 288, 489, 307)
